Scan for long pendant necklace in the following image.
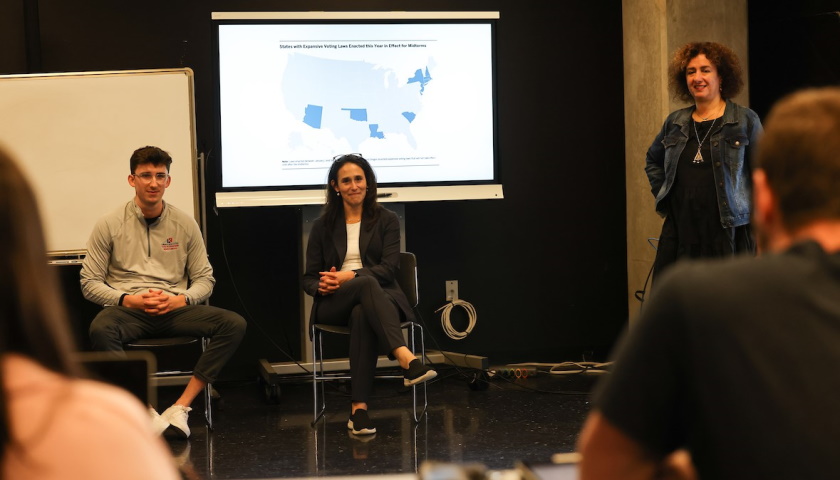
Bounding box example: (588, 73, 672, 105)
(692, 117, 716, 164)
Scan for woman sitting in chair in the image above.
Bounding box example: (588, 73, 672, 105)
(303, 153, 436, 436)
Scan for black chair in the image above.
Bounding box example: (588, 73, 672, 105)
(125, 336, 214, 430)
(311, 251, 429, 425)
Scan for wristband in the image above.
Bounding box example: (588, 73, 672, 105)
(118, 293, 127, 306)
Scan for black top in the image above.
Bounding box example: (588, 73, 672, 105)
(597, 241, 840, 479)
(653, 116, 753, 278)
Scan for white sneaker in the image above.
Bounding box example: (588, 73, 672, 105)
(149, 407, 170, 436)
(161, 404, 192, 438)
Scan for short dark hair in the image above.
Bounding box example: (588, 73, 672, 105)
(668, 42, 744, 103)
(754, 86, 840, 231)
(130, 146, 172, 174)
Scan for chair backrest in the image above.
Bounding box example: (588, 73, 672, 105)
(397, 252, 419, 308)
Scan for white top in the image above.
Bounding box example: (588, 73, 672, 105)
(2, 354, 180, 480)
(341, 222, 363, 271)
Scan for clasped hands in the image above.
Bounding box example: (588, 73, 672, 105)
(317, 267, 356, 296)
(123, 289, 188, 315)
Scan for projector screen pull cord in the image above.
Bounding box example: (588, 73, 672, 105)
(435, 299, 477, 340)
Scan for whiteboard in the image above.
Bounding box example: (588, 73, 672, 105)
(0, 69, 198, 255)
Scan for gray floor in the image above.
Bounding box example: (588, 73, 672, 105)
(160, 366, 598, 480)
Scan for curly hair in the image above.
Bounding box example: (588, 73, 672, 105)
(668, 42, 744, 103)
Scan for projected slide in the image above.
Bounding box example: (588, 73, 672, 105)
(287, 54, 428, 150)
(218, 23, 495, 188)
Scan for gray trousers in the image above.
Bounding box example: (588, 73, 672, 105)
(313, 276, 406, 404)
(89, 305, 246, 384)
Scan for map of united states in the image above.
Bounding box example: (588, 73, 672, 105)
(281, 54, 431, 150)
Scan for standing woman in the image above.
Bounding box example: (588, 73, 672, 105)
(646, 42, 763, 282)
(303, 154, 436, 436)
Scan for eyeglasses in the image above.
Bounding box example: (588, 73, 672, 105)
(333, 153, 363, 162)
(132, 172, 169, 183)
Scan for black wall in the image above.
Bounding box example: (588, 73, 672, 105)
(3, 0, 629, 380)
(748, 1, 840, 118)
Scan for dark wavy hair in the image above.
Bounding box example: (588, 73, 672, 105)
(0, 145, 81, 458)
(321, 154, 381, 229)
(668, 42, 744, 103)
(754, 87, 840, 231)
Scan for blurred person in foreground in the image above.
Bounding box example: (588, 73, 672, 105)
(0, 145, 180, 479)
(579, 86, 840, 479)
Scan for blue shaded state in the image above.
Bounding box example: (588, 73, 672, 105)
(407, 67, 433, 94)
(402, 111, 416, 123)
(303, 104, 323, 129)
(282, 54, 426, 149)
(369, 124, 385, 139)
(341, 108, 368, 121)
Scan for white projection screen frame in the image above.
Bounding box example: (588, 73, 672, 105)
(212, 11, 502, 207)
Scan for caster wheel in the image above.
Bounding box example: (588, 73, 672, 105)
(261, 378, 282, 404)
(468, 371, 490, 391)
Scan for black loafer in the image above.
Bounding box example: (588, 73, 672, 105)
(348, 409, 376, 435)
(403, 359, 437, 387)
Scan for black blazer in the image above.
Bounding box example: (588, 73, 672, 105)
(303, 207, 414, 323)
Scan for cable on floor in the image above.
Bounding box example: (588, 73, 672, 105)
(505, 361, 612, 376)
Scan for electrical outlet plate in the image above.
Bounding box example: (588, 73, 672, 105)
(446, 280, 458, 301)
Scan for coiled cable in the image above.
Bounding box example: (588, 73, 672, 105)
(435, 299, 477, 340)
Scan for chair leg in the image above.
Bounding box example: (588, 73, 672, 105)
(410, 322, 429, 423)
(202, 337, 214, 430)
(312, 328, 326, 426)
(310, 323, 429, 426)
(204, 382, 213, 430)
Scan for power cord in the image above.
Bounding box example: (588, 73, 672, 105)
(215, 205, 311, 375)
(634, 237, 658, 313)
(435, 299, 477, 340)
(414, 308, 600, 394)
(515, 361, 611, 375)
(490, 370, 593, 395)
(409, 307, 500, 390)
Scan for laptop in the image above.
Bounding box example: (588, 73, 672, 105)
(74, 350, 156, 407)
(516, 453, 580, 480)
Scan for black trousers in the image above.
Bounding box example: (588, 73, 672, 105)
(89, 305, 246, 384)
(313, 276, 406, 404)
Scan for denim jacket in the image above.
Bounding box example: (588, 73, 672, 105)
(645, 100, 763, 228)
